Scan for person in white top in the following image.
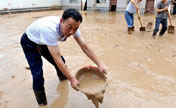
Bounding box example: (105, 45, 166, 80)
(20, 8, 107, 106)
(125, 0, 142, 34)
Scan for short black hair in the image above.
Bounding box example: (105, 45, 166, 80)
(62, 8, 83, 23)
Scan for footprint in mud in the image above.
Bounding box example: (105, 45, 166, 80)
(12, 75, 15, 78)
(144, 56, 152, 61)
(104, 33, 108, 36)
(113, 44, 119, 47)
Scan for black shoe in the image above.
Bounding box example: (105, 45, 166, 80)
(152, 31, 157, 36)
(152, 33, 156, 36)
(131, 26, 135, 31)
(159, 34, 163, 36)
(127, 28, 132, 34)
(33, 90, 47, 106)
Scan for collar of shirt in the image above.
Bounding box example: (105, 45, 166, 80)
(56, 24, 67, 41)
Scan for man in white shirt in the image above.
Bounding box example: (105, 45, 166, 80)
(20, 8, 106, 106)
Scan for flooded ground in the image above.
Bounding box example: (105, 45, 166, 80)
(0, 10, 176, 108)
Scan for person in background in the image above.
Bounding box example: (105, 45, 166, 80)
(125, 0, 142, 34)
(173, 0, 176, 15)
(152, 0, 169, 37)
(20, 8, 107, 106)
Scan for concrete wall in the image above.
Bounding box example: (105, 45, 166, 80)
(61, 0, 81, 9)
(87, 0, 110, 11)
(117, 0, 128, 9)
(0, 0, 171, 13)
(0, 0, 61, 10)
(61, 0, 110, 11)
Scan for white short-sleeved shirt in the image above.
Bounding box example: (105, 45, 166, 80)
(126, 0, 141, 13)
(26, 16, 81, 46)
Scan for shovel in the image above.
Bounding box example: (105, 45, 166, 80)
(167, 10, 175, 34)
(146, 15, 155, 32)
(137, 9, 146, 31)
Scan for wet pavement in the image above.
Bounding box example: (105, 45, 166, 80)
(0, 10, 176, 108)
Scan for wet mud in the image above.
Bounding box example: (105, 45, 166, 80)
(75, 67, 107, 108)
(0, 10, 176, 108)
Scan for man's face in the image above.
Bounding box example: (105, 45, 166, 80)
(163, 0, 167, 3)
(60, 17, 81, 38)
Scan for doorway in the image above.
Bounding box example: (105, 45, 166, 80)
(145, 0, 154, 14)
(81, 0, 87, 11)
(109, 0, 117, 11)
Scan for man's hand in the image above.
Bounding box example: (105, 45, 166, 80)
(70, 77, 80, 90)
(165, 6, 168, 11)
(81, 65, 107, 75)
(97, 64, 107, 75)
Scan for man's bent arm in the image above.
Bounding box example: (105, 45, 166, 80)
(47, 45, 79, 87)
(74, 36, 106, 73)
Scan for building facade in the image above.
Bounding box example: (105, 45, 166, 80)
(0, 0, 170, 13)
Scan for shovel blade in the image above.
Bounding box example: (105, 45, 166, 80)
(168, 25, 175, 34)
(140, 27, 146, 31)
(146, 22, 153, 32)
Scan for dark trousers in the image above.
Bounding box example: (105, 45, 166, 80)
(152, 18, 167, 36)
(173, 4, 176, 15)
(20, 33, 65, 91)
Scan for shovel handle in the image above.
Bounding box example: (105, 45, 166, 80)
(167, 10, 173, 26)
(136, 9, 144, 27)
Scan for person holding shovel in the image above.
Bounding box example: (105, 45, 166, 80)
(125, 0, 143, 34)
(152, 0, 169, 37)
(20, 8, 107, 106)
(173, 0, 176, 15)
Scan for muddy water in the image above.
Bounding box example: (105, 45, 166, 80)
(0, 10, 176, 108)
(76, 68, 106, 89)
(75, 68, 107, 108)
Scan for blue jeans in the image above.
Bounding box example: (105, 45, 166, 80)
(125, 11, 134, 28)
(152, 18, 167, 36)
(20, 33, 65, 91)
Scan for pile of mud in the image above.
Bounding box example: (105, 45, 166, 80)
(75, 66, 107, 108)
